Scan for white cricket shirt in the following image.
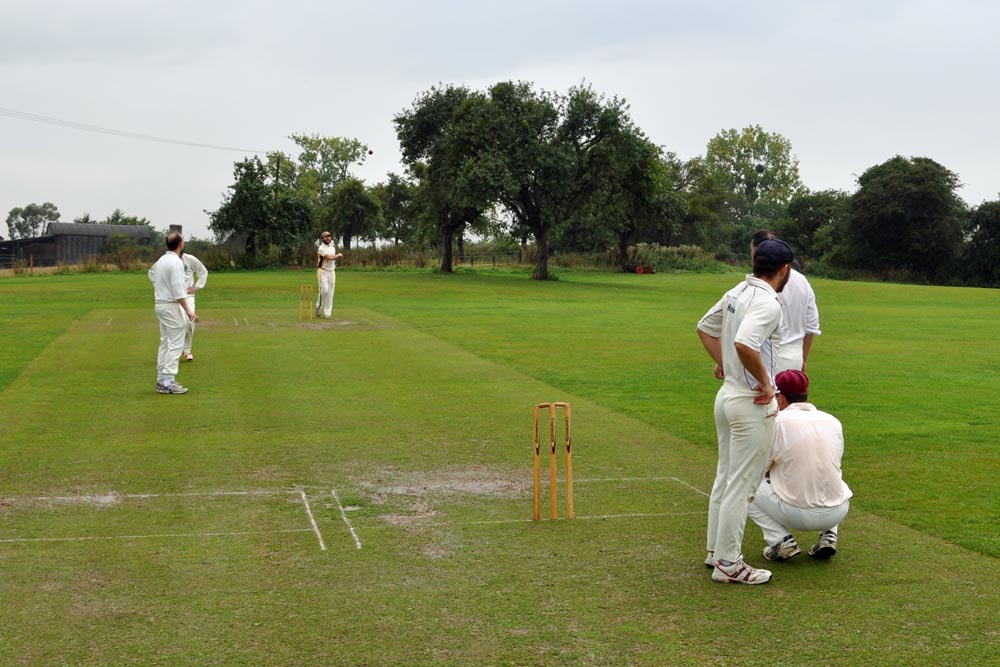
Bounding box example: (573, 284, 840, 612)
(697, 275, 784, 393)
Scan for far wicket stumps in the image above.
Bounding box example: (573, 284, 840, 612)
(299, 284, 314, 321)
(533, 402, 574, 521)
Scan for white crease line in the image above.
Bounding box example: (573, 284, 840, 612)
(243, 318, 249, 325)
(571, 476, 710, 497)
(331, 489, 362, 550)
(299, 490, 326, 551)
(25, 490, 290, 502)
(106, 318, 113, 327)
(668, 476, 710, 498)
(233, 318, 239, 326)
(0, 529, 312, 544)
(425, 511, 706, 527)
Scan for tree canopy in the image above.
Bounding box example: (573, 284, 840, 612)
(843, 156, 964, 281)
(705, 125, 803, 250)
(208, 157, 312, 259)
(5, 202, 60, 239)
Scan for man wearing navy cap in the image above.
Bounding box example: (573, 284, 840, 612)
(697, 238, 794, 584)
(748, 369, 852, 561)
(750, 230, 821, 374)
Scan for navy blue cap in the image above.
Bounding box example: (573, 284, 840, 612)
(753, 239, 795, 270)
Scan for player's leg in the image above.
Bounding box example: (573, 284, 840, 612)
(183, 295, 195, 360)
(706, 386, 729, 564)
(713, 393, 774, 563)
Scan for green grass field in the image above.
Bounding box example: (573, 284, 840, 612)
(1, 268, 997, 666)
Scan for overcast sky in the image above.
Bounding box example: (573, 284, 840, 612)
(2, 0, 997, 240)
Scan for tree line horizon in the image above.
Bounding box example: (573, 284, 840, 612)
(7, 80, 999, 286)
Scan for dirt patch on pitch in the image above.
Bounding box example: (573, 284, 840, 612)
(43, 492, 123, 508)
(297, 317, 376, 331)
(360, 465, 528, 503)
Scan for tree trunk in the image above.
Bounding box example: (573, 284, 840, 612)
(457, 233, 465, 262)
(532, 231, 549, 280)
(342, 234, 353, 250)
(441, 227, 454, 272)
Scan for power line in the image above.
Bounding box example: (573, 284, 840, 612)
(0, 107, 269, 154)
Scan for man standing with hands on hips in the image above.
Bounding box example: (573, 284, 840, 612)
(150, 232, 198, 394)
(315, 231, 343, 319)
(696, 238, 795, 584)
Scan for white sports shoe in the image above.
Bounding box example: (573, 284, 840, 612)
(763, 535, 801, 562)
(712, 557, 772, 585)
(156, 382, 189, 395)
(704, 550, 715, 568)
(808, 531, 838, 559)
(184, 353, 194, 361)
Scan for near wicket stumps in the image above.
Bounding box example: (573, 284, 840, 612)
(299, 284, 314, 321)
(533, 402, 574, 521)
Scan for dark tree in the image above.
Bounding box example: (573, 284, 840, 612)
(394, 84, 484, 272)
(208, 157, 311, 259)
(962, 199, 1000, 286)
(322, 178, 382, 250)
(843, 156, 964, 281)
(783, 189, 850, 262)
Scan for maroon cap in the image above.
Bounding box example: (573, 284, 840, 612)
(775, 369, 809, 396)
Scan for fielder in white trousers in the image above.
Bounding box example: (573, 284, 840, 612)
(707, 385, 778, 563)
(315, 267, 336, 319)
(156, 302, 188, 385)
(315, 232, 342, 319)
(748, 481, 850, 546)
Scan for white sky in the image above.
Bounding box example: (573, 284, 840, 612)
(2, 0, 997, 240)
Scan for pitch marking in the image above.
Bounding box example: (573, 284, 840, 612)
(299, 490, 326, 551)
(331, 489, 362, 550)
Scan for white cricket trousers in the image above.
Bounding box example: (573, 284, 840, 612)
(773, 340, 804, 374)
(316, 268, 336, 318)
(748, 480, 850, 546)
(183, 295, 196, 354)
(155, 302, 187, 383)
(707, 384, 777, 563)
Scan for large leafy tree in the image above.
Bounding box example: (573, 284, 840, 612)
(672, 156, 730, 251)
(592, 134, 685, 270)
(394, 84, 485, 272)
(842, 156, 964, 281)
(208, 157, 311, 258)
(321, 178, 382, 250)
(372, 173, 417, 246)
(704, 125, 803, 248)
(102, 208, 152, 227)
(288, 134, 369, 210)
(454, 82, 636, 280)
(5, 202, 60, 239)
(782, 189, 850, 261)
(960, 200, 1000, 286)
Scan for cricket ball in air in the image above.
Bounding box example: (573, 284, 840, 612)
(368, 149, 373, 155)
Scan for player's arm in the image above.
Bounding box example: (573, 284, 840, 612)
(697, 328, 725, 379)
(801, 333, 814, 372)
(172, 270, 198, 322)
(193, 257, 208, 290)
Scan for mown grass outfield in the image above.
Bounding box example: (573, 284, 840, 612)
(1, 268, 997, 666)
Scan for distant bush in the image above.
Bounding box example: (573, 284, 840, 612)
(639, 244, 730, 273)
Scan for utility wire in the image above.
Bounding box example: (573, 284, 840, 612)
(0, 107, 269, 154)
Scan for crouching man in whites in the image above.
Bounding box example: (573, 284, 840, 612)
(748, 369, 852, 561)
